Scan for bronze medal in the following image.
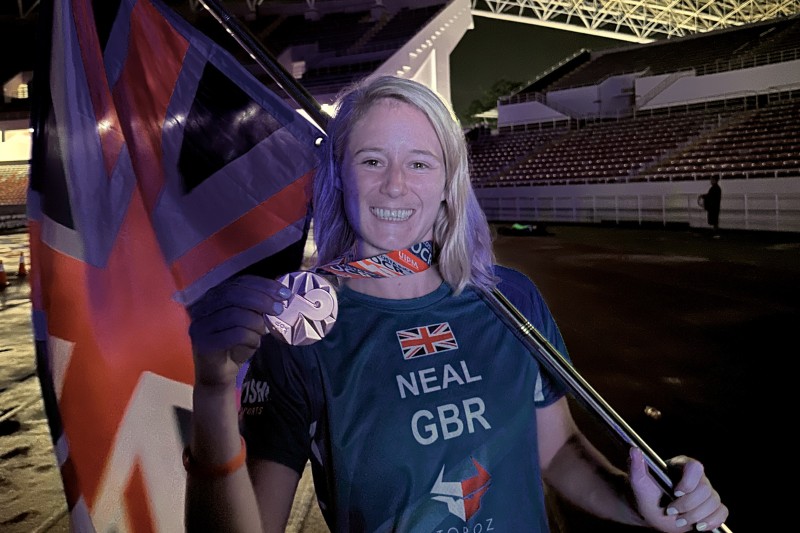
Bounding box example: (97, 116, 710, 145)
(266, 271, 338, 346)
(266, 242, 434, 345)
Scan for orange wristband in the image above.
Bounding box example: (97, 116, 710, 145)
(183, 436, 246, 478)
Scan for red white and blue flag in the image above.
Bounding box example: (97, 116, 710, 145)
(27, 0, 319, 530)
(397, 322, 459, 359)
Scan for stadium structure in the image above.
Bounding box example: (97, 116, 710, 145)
(1, 0, 799, 233)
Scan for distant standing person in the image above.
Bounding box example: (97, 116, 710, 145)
(701, 176, 722, 236)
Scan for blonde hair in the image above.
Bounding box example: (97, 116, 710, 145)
(313, 75, 496, 294)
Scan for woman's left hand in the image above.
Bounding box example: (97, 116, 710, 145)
(628, 447, 729, 532)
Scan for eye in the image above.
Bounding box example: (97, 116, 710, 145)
(411, 161, 429, 170)
(362, 158, 380, 167)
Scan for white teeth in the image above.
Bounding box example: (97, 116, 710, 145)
(371, 207, 413, 221)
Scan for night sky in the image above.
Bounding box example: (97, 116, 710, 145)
(449, 15, 623, 117)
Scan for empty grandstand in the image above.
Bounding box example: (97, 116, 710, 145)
(0, 162, 28, 231)
(0, 111, 30, 233)
(470, 14, 800, 232)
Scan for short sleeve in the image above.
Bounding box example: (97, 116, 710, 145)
(239, 335, 317, 475)
(493, 265, 570, 406)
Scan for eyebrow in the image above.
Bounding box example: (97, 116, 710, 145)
(353, 147, 441, 159)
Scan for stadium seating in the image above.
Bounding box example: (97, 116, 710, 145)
(642, 94, 800, 180)
(468, 128, 569, 185)
(355, 4, 445, 54)
(468, 10, 800, 191)
(469, 91, 800, 187)
(0, 164, 28, 206)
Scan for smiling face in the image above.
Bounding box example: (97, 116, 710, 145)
(341, 98, 446, 258)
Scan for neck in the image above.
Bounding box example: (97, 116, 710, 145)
(345, 267, 444, 299)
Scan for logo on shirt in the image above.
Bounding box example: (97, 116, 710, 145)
(240, 378, 270, 415)
(430, 458, 491, 522)
(397, 322, 458, 359)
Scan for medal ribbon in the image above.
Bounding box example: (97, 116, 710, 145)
(313, 240, 434, 280)
(266, 241, 435, 346)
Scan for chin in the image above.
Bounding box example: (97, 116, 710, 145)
(362, 237, 412, 255)
(360, 226, 432, 254)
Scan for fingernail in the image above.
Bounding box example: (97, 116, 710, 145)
(278, 287, 291, 299)
(674, 490, 685, 497)
(273, 302, 284, 314)
(676, 518, 687, 527)
(666, 507, 678, 516)
(697, 523, 708, 531)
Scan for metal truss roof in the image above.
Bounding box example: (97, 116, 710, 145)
(16, 0, 798, 43)
(471, 0, 800, 43)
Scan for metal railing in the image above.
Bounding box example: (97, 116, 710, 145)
(477, 191, 800, 233)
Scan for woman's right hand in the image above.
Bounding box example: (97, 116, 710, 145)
(188, 274, 292, 388)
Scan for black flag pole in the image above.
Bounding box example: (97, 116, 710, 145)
(482, 290, 673, 488)
(195, 2, 731, 531)
(480, 289, 734, 533)
(196, 0, 329, 133)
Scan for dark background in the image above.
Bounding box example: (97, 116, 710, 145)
(450, 16, 620, 117)
(492, 223, 798, 532)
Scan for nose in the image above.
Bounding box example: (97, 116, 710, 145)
(380, 164, 408, 198)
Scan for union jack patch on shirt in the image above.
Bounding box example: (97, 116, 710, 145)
(397, 322, 458, 359)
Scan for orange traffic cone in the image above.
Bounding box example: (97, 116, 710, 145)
(0, 260, 9, 289)
(17, 252, 27, 279)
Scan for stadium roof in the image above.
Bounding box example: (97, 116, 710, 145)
(8, 1, 798, 42)
(471, 0, 800, 43)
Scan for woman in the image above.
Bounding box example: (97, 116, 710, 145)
(185, 75, 728, 532)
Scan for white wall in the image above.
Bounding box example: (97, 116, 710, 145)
(497, 100, 568, 126)
(475, 176, 800, 233)
(502, 57, 800, 123)
(0, 127, 31, 162)
(639, 59, 800, 109)
(377, 0, 472, 105)
(597, 73, 637, 117)
(546, 85, 598, 116)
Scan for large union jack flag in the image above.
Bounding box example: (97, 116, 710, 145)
(27, 0, 319, 531)
(397, 322, 459, 359)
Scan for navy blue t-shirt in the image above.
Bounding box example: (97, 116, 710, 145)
(240, 266, 570, 532)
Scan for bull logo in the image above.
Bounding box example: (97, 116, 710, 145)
(431, 458, 491, 521)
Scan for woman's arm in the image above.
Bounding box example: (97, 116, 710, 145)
(251, 460, 302, 533)
(186, 380, 269, 532)
(185, 275, 298, 532)
(538, 397, 645, 527)
(538, 397, 728, 532)
(186, 381, 302, 533)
